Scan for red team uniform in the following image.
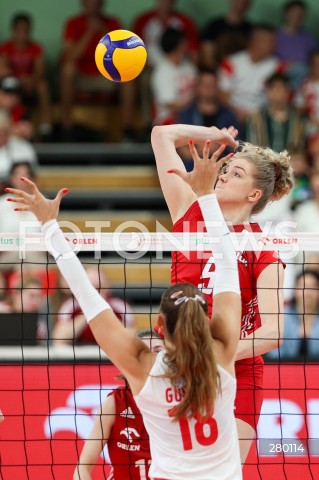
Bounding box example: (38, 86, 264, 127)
(62, 15, 121, 75)
(107, 387, 151, 480)
(171, 201, 282, 429)
(0, 40, 43, 77)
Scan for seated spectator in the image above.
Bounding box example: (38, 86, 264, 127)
(276, 0, 317, 90)
(245, 72, 305, 152)
(218, 24, 280, 128)
(266, 270, 319, 360)
(8, 274, 48, 341)
(0, 162, 40, 233)
(0, 272, 10, 313)
(133, 0, 199, 68)
(294, 168, 319, 232)
(289, 148, 312, 209)
(177, 68, 239, 168)
(0, 162, 44, 275)
(0, 13, 53, 140)
(122, 0, 200, 140)
(53, 266, 136, 344)
(0, 76, 34, 140)
(59, 0, 122, 136)
(151, 27, 197, 126)
(294, 168, 319, 272)
(295, 50, 319, 137)
(0, 108, 37, 185)
(200, 0, 253, 69)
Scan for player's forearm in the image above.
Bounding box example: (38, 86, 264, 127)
(43, 220, 111, 323)
(236, 319, 283, 360)
(198, 193, 240, 296)
(151, 124, 224, 149)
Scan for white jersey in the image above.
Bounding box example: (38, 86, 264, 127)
(218, 50, 279, 112)
(134, 350, 242, 480)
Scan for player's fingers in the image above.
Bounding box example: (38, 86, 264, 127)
(202, 140, 211, 160)
(6, 196, 27, 204)
(167, 169, 188, 182)
(4, 187, 29, 199)
(188, 140, 200, 165)
(20, 177, 39, 194)
(14, 206, 30, 212)
(55, 188, 70, 204)
(211, 145, 226, 162)
(221, 152, 235, 163)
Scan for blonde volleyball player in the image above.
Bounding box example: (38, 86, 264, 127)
(6, 149, 242, 480)
(152, 124, 293, 461)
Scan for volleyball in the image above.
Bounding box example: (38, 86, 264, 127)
(95, 29, 147, 82)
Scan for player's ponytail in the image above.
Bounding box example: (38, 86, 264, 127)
(159, 283, 220, 422)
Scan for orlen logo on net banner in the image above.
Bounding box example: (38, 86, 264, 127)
(44, 384, 117, 461)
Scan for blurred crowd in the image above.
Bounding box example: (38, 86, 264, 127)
(0, 0, 318, 145)
(0, 0, 319, 360)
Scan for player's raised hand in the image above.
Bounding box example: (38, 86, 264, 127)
(5, 177, 69, 224)
(209, 125, 238, 148)
(168, 140, 233, 197)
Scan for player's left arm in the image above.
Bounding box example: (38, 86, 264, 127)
(6, 179, 152, 389)
(236, 262, 284, 360)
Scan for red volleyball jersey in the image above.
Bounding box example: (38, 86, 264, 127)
(0, 40, 43, 77)
(63, 15, 121, 75)
(107, 387, 151, 480)
(172, 201, 282, 339)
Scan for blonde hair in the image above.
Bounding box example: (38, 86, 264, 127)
(230, 142, 294, 214)
(159, 283, 220, 422)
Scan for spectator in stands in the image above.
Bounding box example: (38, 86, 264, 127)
(276, 0, 317, 90)
(295, 168, 319, 233)
(0, 108, 37, 184)
(0, 272, 10, 313)
(59, 0, 121, 135)
(177, 68, 239, 168)
(133, 0, 199, 68)
(289, 148, 312, 209)
(151, 27, 197, 126)
(122, 0, 200, 141)
(0, 162, 40, 232)
(8, 274, 48, 341)
(266, 270, 319, 360)
(53, 266, 136, 345)
(293, 168, 319, 273)
(295, 50, 319, 137)
(0, 13, 53, 140)
(218, 24, 280, 128)
(0, 76, 34, 140)
(245, 72, 305, 152)
(200, 0, 253, 69)
(73, 329, 164, 480)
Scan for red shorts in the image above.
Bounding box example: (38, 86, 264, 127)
(234, 355, 264, 431)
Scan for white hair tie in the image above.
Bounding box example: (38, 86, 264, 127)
(170, 292, 206, 306)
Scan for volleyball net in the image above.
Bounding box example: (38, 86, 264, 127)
(0, 229, 319, 480)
